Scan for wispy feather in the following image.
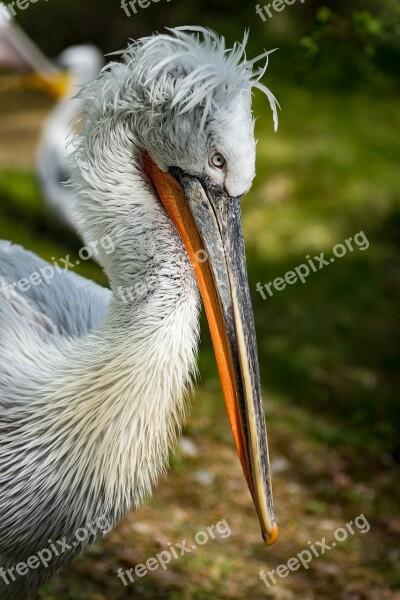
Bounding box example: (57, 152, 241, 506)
(101, 26, 280, 132)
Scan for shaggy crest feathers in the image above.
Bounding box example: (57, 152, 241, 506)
(80, 26, 279, 133)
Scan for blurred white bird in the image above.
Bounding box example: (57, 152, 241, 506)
(0, 4, 104, 231)
(36, 45, 104, 228)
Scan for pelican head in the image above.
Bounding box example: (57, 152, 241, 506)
(74, 26, 279, 546)
(57, 44, 104, 89)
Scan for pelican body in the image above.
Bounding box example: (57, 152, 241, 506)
(0, 27, 278, 599)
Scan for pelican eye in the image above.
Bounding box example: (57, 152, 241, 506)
(210, 153, 226, 169)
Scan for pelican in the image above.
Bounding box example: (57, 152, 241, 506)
(0, 27, 279, 599)
(36, 45, 105, 228)
(0, 4, 103, 230)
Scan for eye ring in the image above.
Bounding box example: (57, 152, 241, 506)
(210, 152, 226, 170)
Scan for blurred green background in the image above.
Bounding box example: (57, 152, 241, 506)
(0, 1, 399, 599)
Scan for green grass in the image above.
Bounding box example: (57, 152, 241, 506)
(199, 82, 400, 450)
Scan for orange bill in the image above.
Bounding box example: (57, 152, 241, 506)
(143, 152, 278, 546)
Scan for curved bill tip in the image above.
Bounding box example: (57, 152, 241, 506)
(263, 523, 279, 547)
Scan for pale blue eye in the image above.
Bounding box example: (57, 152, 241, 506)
(210, 153, 226, 169)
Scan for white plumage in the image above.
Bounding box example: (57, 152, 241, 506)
(0, 26, 278, 599)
